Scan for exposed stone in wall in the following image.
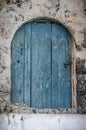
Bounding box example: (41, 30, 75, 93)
(76, 58, 86, 113)
(83, 0, 86, 14)
(82, 26, 86, 48)
(0, 0, 30, 9)
(76, 58, 86, 74)
(9, 0, 22, 7)
(3, 103, 77, 114)
(0, 0, 6, 10)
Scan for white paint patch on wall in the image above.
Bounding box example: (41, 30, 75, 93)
(0, 114, 86, 130)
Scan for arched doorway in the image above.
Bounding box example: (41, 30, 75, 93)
(11, 19, 72, 108)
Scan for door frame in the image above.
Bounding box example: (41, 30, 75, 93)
(11, 17, 77, 112)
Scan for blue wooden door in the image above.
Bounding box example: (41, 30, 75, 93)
(11, 20, 72, 108)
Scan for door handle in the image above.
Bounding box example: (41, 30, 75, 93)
(64, 61, 72, 66)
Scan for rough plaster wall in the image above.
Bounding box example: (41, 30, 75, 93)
(0, 0, 86, 113)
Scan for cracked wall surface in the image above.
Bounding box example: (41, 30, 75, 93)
(0, 0, 86, 113)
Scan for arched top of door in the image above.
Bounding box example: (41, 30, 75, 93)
(11, 17, 75, 45)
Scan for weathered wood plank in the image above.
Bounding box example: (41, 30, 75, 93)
(52, 23, 60, 108)
(11, 26, 24, 103)
(23, 23, 31, 106)
(31, 23, 51, 108)
(52, 23, 72, 108)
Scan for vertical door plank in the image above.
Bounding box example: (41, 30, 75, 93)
(11, 27, 24, 103)
(63, 31, 72, 108)
(31, 23, 51, 108)
(52, 24, 61, 108)
(24, 23, 31, 106)
(52, 23, 72, 108)
(59, 25, 72, 108)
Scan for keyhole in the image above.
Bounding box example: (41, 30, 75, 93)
(17, 60, 20, 63)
